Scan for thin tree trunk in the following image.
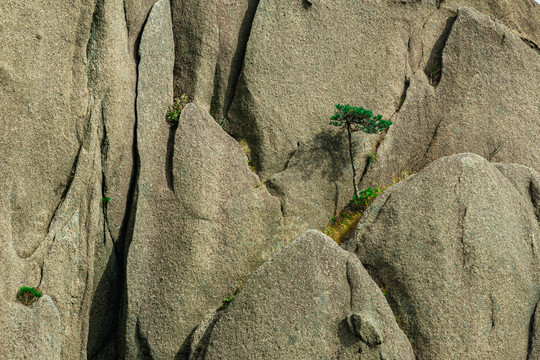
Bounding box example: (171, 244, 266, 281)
(347, 122, 359, 199)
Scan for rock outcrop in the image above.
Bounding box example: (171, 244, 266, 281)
(0, 0, 539, 358)
(363, 6, 540, 189)
(344, 153, 540, 359)
(122, 8, 285, 355)
(201, 230, 414, 360)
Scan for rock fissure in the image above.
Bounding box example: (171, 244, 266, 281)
(135, 319, 153, 359)
(46, 143, 83, 236)
(425, 14, 457, 87)
(527, 301, 538, 359)
(165, 123, 177, 192)
(222, 0, 261, 119)
(529, 180, 540, 223)
(521, 37, 540, 56)
(418, 116, 444, 170)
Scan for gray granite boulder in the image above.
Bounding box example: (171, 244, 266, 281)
(344, 153, 540, 359)
(203, 230, 414, 360)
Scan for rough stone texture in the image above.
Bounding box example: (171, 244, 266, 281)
(344, 153, 540, 359)
(363, 6, 540, 188)
(445, 0, 540, 45)
(171, 0, 258, 120)
(229, 0, 414, 179)
(0, 295, 62, 360)
(204, 230, 414, 360)
(124, 99, 285, 358)
(187, 311, 223, 360)
(123, 10, 285, 355)
(0, 0, 151, 358)
(529, 300, 540, 360)
(264, 130, 371, 231)
(227, 0, 540, 232)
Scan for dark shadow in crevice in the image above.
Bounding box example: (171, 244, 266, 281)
(302, 0, 313, 10)
(425, 15, 457, 87)
(115, 5, 147, 357)
(87, 250, 121, 359)
(166, 122, 178, 192)
(222, 0, 261, 119)
(521, 37, 540, 56)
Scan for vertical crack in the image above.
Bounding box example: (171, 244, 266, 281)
(425, 15, 457, 87)
(165, 122, 177, 192)
(528, 301, 539, 359)
(46, 143, 83, 235)
(222, 0, 261, 119)
(116, 8, 148, 357)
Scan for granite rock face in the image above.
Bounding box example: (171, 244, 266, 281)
(362, 6, 540, 189)
(171, 0, 258, 120)
(344, 153, 540, 359)
(0, 0, 539, 358)
(203, 230, 415, 360)
(123, 21, 285, 357)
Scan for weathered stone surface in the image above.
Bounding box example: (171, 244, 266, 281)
(0, 295, 62, 360)
(529, 300, 540, 360)
(0, 0, 150, 358)
(123, 12, 284, 356)
(204, 230, 414, 360)
(229, 0, 415, 179)
(344, 153, 540, 359)
(444, 0, 540, 44)
(363, 7, 540, 188)
(171, 0, 258, 120)
(265, 130, 371, 230)
(124, 99, 285, 358)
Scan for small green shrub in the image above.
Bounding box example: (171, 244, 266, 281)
(167, 94, 189, 123)
(17, 286, 43, 306)
(221, 294, 235, 309)
(101, 197, 111, 203)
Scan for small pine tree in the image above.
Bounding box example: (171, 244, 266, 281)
(328, 104, 392, 200)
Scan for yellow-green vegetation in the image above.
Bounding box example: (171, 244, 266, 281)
(17, 286, 42, 306)
(218, 282, 244, 311)
(238, 139, 257, 173)
(167, 94, 189, 123)
(323, 170, 413, 244)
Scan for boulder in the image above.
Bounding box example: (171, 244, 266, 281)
(344, 153, 540, 359)
(203, 230, 414, 360)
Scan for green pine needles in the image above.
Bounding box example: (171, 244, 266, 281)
(17, 286, 43, 306)
(329, 104, 392, 134)
(328, 104, 392, 200)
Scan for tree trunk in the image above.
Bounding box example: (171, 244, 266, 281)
(347, 122, 359, 200)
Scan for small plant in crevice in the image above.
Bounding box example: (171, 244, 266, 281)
(238, 139, 257, 173)
(17, 286, 43, 306)
(167, 94, 189, 123)
(101, 196, 111, 203)
(328, 104, 392, 200)
(323, 170, 413, 245)
(218, 282, 244, 311)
